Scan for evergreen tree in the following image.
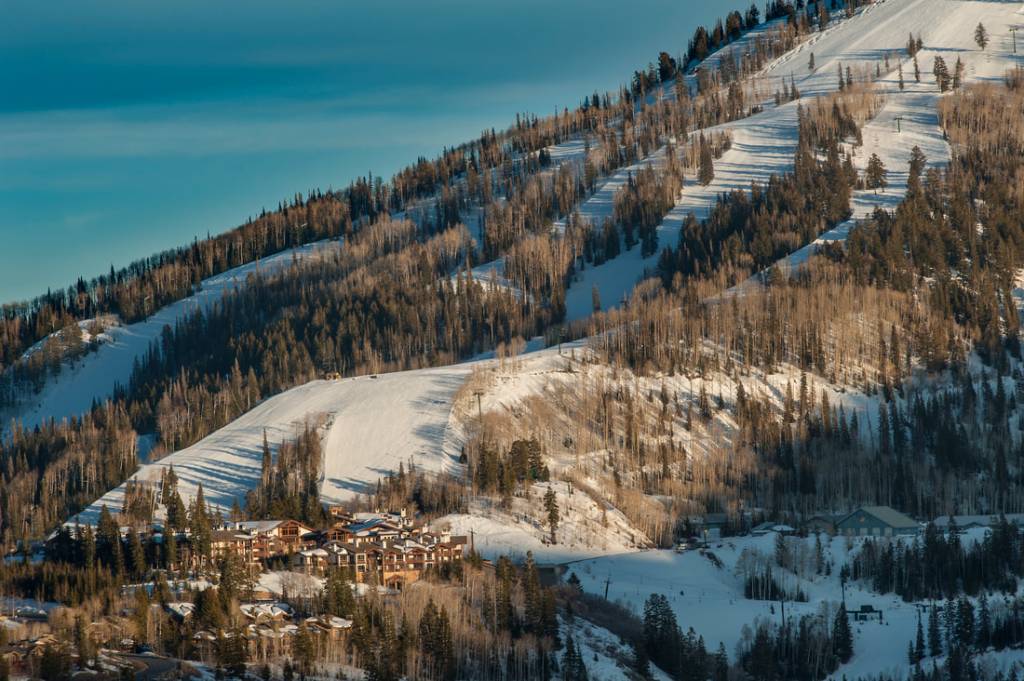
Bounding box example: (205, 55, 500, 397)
(929, 602, 942, 655)
(975, 22, 989, 50)
(865, 153, 888, 191)
(833, 605, 853, 663)
(190, 483, 212, 559)
(217, 630, 247, 678)
(544, 487, 560, 543)
(698, 136, 715, 186)
(130, 531, 147, 579)
(914, 612, 926, 663)
(933, 56, 950, 92)
(74, 614, 94, 668)
(293, 624, 315, 675)
(561, 637, 589, 681)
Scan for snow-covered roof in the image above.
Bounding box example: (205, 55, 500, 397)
(839, 506, 919, 530)
(932, 513, 1024, 529)
(236, 520, 283, 532)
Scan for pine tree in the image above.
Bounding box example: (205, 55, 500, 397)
(81, 525, 96, 572)
(975, 22, 989, 50)
(561, 637, 589, 681)
(130, 531, 147, 579)
(544, 487, 560, 543)
(898, 62, 905, 90)
(190, 483, 212, 559)
(914, 612, 926, 662)
(865, 153, 888, 191)
(833, 605, 853, 663)
(164, 529, 178, 571)
(933, 56, 950, 92)
(698, 136, 715, 186)
(293, 624, 315, 674)
(914, 55, 921, 82)
(977, 593, 991, 650)
(714, 642, 728, 681)
(217, 630, 247, 678)
(809, 52, 816, 71)
(74, 614, 94, 669)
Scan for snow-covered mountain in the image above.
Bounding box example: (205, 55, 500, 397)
(28, 0, 1024, 677)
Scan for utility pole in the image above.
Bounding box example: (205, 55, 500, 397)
(604, 574, 612, 600)
(1012, 27, 1018, 54)
(895, 116, 903, 133)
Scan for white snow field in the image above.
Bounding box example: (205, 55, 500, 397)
(569, 531, 1019, 680)
(74, 363, 473, 523)
(3, 239, 341, 433)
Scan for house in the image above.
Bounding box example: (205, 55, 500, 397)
(296, 547, 330, 574)
(687, 512, 729, 541)
(931, 513, 1024, 532)
(212, 519, 318, 566)
(836, 506, 920, 537)
(326, 505, 353, 522)
(304, 616, 352, 640)
(211, 530, 255, 564)
(235, 519, 318, 551)
(310, 515, 467, 588)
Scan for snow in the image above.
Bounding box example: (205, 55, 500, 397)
(2, 239, 341, 434)
(257, 571, 324, 599)
(74, 362, 474, 522)
(565, 617, 673, 681)
(568, 528, 1024, 681)
(437, 479, 650, 563)
(48, 4, 1024, 675)
(14, 314, 118, 363)
(566, 0, 1024, 317)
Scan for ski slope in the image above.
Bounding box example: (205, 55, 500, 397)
(73, 362, 474, 523)
(3, 239, 341, 434)
(566, 0, 1024, 316)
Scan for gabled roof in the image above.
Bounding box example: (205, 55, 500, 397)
(236, 520, 283, 533)
(839, 506, 918, 529)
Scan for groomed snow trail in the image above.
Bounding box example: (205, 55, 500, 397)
(569, 0, 1024, 312)
(74, 363, 471, 523)
(4, 240, 341, 434)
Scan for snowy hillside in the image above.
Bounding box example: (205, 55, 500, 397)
(568, 528, 1024, 681)
(75, 361, 473, 523)
(2, 239, 340, 434)
(566, 0, 1024, 316)
(438, 479, 652, 563)
(68, 0, 1024, 540)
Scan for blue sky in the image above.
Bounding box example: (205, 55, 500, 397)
(0, 0, 740, 303)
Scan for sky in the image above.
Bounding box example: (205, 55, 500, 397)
(0, 0, 741, 304)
